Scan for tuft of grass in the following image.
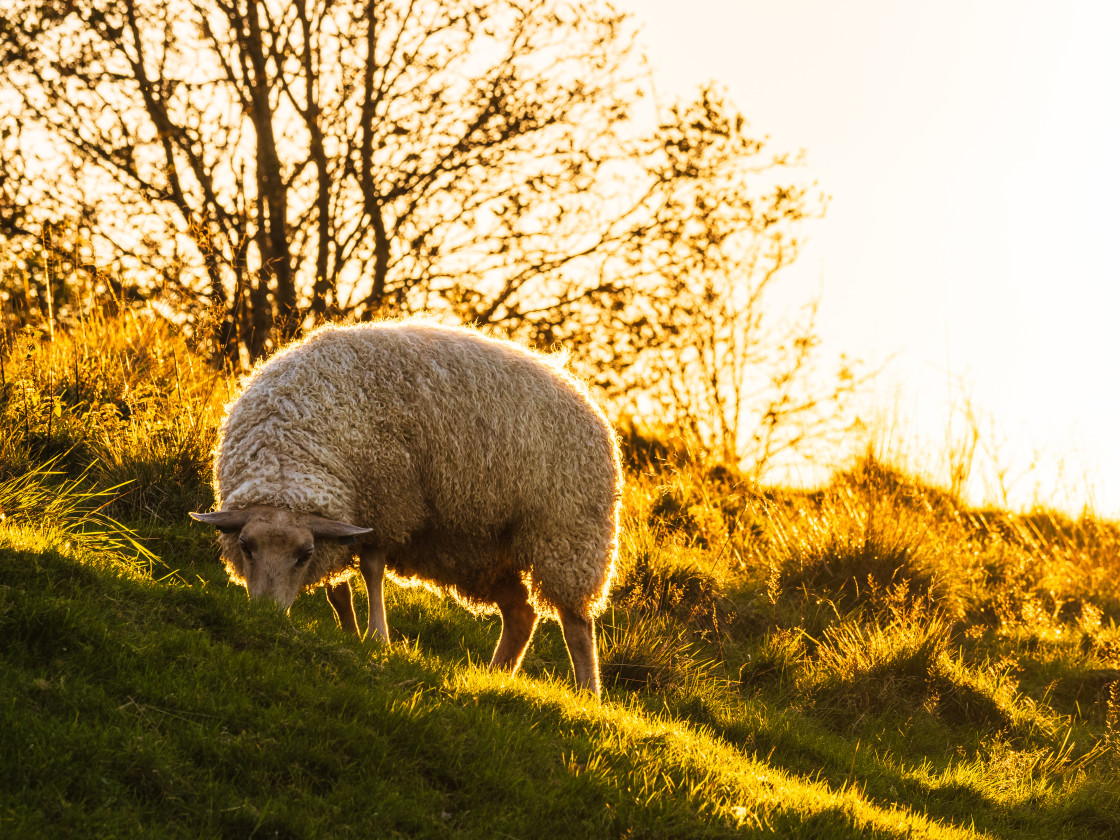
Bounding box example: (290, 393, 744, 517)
(736, 628, 805, 696)
(0, 458, 155, 573)
(803, 600, 1016, 733)
(762, 464, 945, 618)
(0, 309, 225, 522)
(598, 608, 718, 694)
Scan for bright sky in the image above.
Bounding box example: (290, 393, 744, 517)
(615, 0, 1120, 516)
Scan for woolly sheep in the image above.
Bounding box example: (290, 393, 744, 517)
(191, 320, 621, 696)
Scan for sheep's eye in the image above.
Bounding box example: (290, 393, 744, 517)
(295, 546, 313, 566)
(238, 540, 253, 560)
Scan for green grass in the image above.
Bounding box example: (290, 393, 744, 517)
(2, 314, 1120, 837)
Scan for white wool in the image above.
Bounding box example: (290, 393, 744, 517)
(211, 319, 622, 616)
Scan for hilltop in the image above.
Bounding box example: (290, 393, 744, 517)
(1, 313, 1118, 838)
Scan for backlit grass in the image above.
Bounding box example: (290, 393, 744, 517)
(1, 314, 1119, 838)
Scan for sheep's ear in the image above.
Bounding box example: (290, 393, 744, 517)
(306, 515, 373, 543)
(190, 510, 251, 534)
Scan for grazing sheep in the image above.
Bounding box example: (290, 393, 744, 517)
(191, 320, 621, 696)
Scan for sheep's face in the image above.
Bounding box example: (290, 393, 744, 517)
(232, 507, 318, 609)
(190, 506, 372, 611)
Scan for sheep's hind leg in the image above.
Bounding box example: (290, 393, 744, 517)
(490, 575, 538, 675)
(359, 547, 390, 644)
(559, 608, 600, 698)
(325, 581, 360, 635)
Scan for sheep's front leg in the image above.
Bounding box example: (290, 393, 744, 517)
(325, 580, 360, 635)
(359, 547, 390, 644)
(489, 575, 538, 674)
(559, 608, 600, 698)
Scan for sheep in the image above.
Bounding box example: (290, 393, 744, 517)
(191, 319, 621, 696)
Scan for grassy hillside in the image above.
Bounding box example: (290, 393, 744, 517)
(2, 313, 1119, 838)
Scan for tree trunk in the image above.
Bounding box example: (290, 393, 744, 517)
(243, 0, 296, 345)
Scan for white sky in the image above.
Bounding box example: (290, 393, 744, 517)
(615, 0, 1120, 515)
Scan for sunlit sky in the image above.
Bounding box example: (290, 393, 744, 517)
(615, 0, 1120, 516)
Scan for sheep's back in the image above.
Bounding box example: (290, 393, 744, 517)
(355, 322, 618, 535)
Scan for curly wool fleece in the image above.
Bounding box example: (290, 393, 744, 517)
(213, 319, 622, 617)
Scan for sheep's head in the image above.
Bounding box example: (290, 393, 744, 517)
(190, 506, 372, 610)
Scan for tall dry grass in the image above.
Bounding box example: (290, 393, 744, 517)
(0, 307, 230, 520)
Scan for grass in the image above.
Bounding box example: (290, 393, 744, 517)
(2, 313, 1120, 837)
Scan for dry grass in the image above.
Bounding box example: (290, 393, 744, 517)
(0, 307, 228, 520)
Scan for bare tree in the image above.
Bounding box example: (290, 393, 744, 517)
(0, 0, 643, 359)
(599, 88, 862, 477)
